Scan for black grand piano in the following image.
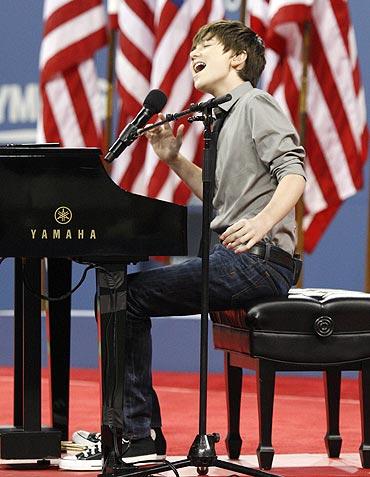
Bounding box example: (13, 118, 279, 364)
(0, 145, 187, 464)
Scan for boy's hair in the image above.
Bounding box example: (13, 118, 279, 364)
(192, 20, 266, 87)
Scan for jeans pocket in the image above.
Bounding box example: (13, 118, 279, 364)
(265, 262, 293, 294)
(230, 272, 275, 308)
(262, 268, 280, 295)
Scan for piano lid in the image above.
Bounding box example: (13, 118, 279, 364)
(0, 145, 187, 259)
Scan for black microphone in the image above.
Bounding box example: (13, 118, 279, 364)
(105, 89, 167, 162)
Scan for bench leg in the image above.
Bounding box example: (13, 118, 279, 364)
(256, 359, 275, 470)
(359, 361, 370, 468)
(224, 353, 242, 459)
(324, 368, 342, 457)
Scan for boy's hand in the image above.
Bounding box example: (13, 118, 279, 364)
(145, 113, 184, 164)
(219, 216, 272, 254)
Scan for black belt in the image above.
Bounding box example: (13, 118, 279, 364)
(248, 242, 294, 271)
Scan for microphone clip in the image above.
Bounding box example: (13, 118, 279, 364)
(188, 115, 206, 123)
(189, 93, 232, 113)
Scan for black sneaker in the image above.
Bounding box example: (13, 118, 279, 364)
(150, 427, 166, 460)
(72, 428, 166, 460)
(60, 437, 157, 471)
(121, 436, 156, 464)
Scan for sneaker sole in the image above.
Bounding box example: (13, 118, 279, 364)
(59, 453, 161, 470)
(122, 453, 157, 464)
(59, 459, 102, 471)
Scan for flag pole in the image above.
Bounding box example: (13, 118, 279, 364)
(102, 1, 118, 174)
(240, 0, 247, 23)
(295, 20, 311, 288)
(104, 27, 116, 155)
(365, 178, 370, 292)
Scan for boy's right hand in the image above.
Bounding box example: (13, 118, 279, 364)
(145, 113, 184, 165)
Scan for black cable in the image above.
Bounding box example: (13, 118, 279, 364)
(22, 262, 95, 301)
(78, 263, 118, 410)
(124, 459, 180, 477)
(90, 265, 126, 463)
(88, 263, 123, 413)
(162, 459, 181, 477)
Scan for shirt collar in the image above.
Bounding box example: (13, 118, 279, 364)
(217, 81, 253, 114)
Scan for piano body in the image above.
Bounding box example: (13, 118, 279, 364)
(0, 145, 187, 463)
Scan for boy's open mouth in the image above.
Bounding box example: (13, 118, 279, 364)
(193, 61, 206, 73)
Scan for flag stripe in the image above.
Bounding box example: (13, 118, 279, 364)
(310, 26, 362, 187)
(38, 0, 107, 150)
(285, 57, 357, 201)
(40, 5, 106, 73)
(112, 0, 155, 189)
(119, 34, 152, 77)
(146, 0, 221, 199)
(43, 0, 103, 35)
(41, 89, 61, 143)
(45, 76, 85, 146)
(113, 0, 224, 203)
(43, 0, 73, 20)
(313, 4, 362, 149)
(119, 1, 155, 61)
(249, 0, 368, 252)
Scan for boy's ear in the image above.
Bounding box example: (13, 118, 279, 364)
(231, 51, 247, 70)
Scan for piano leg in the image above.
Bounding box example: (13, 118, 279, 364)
(0, 258, 61, 461)
(95, 264, 127, 474)
(13, 258, 24, 427)
(22, 258, 42, 431)
(46, 258, 72, 441)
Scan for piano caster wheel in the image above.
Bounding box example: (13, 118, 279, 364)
(197, 467, 208, 475)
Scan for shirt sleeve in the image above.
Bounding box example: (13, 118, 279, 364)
(248, 92, 306, 182)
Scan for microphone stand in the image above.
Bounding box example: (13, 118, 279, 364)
(101, 101, 280, 477)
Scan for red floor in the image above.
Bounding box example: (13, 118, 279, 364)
(1, 367, 369, 477)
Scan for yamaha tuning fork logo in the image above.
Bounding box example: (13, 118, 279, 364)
(54, 206, 72, 225)
(30, 206, 97, 240)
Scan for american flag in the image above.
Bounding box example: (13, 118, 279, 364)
(37, 0, 107, 147)
(247, 0, 368, 252)
(111, 0, 224, 205)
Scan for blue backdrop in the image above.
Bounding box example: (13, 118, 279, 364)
(0, 0, 369, 371)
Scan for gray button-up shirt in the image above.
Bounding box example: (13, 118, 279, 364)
(211, 81, 306, 255)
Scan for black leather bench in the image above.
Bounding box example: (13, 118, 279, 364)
(211, 288, 370, 470)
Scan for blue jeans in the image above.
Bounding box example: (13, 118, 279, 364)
(123, 243, 293, 439)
